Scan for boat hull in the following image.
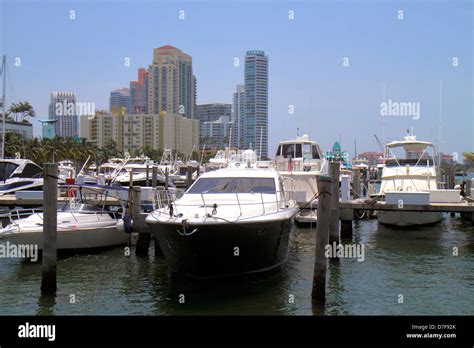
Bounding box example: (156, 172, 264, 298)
(148, 218, 294, 279)
(1, 226, 129, 250)
(377, 210, 442, 227)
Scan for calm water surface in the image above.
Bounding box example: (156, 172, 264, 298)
(0, 215, 473, 315)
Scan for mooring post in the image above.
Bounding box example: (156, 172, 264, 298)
(312, 175, 331, 304)
(340, 208, 354, 239)
(146, 164, 150, 187)
(152, 166, 158, 188)
(165, 167, 169, 190)
(352, 169, 361, 199)
(134, 186, 150, 256)
(466, 179, 472, 198)
(328, 162, 340, 245)
(341, 174, 351, 202)
(186, 166, 193, 188)
(41, 163, 58, 295)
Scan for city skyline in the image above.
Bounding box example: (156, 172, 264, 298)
(1, 0, 472, 157)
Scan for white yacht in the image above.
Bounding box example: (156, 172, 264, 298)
(114, 157, 173, 187)
(0, 203, 129, 250)
(58, 160, 76, 180)
(98, 158, 126, 181)
(0, 158, 45, 196)
(146, 167, 299, 279)
(274, 134, 328, 206)
(377, 134, 442, 227)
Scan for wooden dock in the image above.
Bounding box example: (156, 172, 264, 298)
(336, 199, 474, 235)
(340, 199, 474, 212)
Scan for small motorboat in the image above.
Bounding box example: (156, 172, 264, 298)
(0, 202, 129, 251)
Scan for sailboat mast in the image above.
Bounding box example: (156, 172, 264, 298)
(259, 127, 263, 160)
(1, 55, 6, 159)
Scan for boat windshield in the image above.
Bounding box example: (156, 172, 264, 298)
(187, 177, 276, 194)
(0, 162, 19, 181)
(61, 204, 103, 212)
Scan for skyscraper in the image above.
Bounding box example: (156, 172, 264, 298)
(243, 50, 268, 158)
(232, 85, 245, 148)
(196, 103, 231, 124)
(48, 92, 78, 138)
(130, 68, 148, 114)
(196, 103, 233, 148)
(148, 45, 196, 118)
(109, 88, 131, 113)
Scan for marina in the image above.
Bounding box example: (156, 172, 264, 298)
(0, 4, 472, 343)
(0, 145, 472, 315)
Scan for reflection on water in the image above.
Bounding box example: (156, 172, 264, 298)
(0, 215, 473, 315)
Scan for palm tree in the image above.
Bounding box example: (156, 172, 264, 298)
(8, 101, 35, 122)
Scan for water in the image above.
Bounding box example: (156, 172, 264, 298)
(0, 215, 473, 315)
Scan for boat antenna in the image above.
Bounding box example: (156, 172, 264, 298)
(1, 55, 6, 159)
(297, 127, 299, 137)
(200, 144, 206, 165)
(382, 81, 386, 160)
(77, 155, 91, 178)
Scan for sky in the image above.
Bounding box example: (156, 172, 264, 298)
(1, 0, 472, 158)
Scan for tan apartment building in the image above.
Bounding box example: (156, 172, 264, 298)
(80, 108, 199, 155)
(148, 45, 196, 119)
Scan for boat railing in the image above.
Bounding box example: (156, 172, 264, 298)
(0, 208, 43, 223)
(153, 190, 297, 218)
(0, 205, 122, 229)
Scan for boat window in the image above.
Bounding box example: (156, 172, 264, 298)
(61, 204, 102, 212)
(281, 144, 295, 158)
(385, 158, 434, 166)
(303, 144, 312, 160)
(295, 144, 302, 158)
(21, 163, 43, 178)
(0, 162, 19, 182)
(311, 145, 320, 159)
(188, 177, 276, 194)
(275, 145, 282, 157)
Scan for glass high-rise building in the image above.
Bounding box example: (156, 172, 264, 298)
(48, 92, 78, 138)
(109, 88, 131, 114)
(243, 50, 268, 159)
(148, 45, 196, 119)
(232, 85, 245, 148)
(196, 103, 232, 147)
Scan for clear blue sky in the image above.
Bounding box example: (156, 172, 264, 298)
(1, 0, 472, 158)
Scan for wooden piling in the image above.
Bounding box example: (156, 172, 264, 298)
(186, 166, 193, 188)
(154, 237, 163, 257)
(41, 163, 58, 295)
(340, 207, 354, 239)
(328, 162, 340, 244)
(312, 175, 331, 304)
(152, 167, 158, 188)
(133, 186, 150, 256)
(352, 169, 361, 199)
(466, 179, 472, 198)
(165, 167, 169, 190)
